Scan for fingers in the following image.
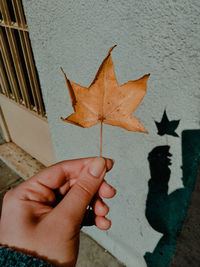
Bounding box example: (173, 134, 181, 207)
(16, 157, 114, 203)
(13, 157, 116, 231)
(98, 180, 116, 198)
(58, 179, 117, 201)
(13, 179, 56, 204)
(95, 216, 111, 230)
(51, 158, 113, 224)
(94, 181, 116, 230)
(93, 198, 109, 216)
(81, 198, 111, 230)
(92, 193, 115, 230)
(58, 181, 70, 195)
(31, 157, 114, 190)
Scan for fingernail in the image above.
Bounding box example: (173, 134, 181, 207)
(89, 157, 105, 177)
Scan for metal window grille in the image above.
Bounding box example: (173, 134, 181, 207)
(0, 0, 46, 116)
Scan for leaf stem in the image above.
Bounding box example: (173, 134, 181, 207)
(100, 120, 103, 157)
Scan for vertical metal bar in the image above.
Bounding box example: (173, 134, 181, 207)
(1, 0, 31, 108)
(15, 0, 26, 25)
(15, 0, 45, 115)
(0, 57, 10, 97)
(12, 1, 21, 25)
(12, 0, 39, 112)
(0, 84, 3, 94)
(0, 78, 7, 96)
(0, 105, 11, 142)
(0, 27, 20, 101)
(23, 32, 45, 115)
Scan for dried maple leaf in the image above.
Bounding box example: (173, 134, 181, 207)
(61, 46, 150, 133)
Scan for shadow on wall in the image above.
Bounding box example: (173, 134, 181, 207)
(144, 130, 200, 267)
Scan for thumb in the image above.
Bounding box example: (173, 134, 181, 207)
(54, 157, 106, 223)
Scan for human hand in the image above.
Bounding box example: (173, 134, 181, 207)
(0, 157, 116, 266)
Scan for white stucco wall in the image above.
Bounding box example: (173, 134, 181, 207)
(22, 1, 200, 266)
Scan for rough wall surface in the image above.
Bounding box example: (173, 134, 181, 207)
(22, 0, 200, 266)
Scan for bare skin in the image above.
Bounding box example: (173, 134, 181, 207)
(0, 157, 116, 266)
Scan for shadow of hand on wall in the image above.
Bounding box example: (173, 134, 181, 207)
(144, 146, 187, 267)
(144, 130, 200, 267)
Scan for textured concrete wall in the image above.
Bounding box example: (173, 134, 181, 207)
(22, 0, 200, 266)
